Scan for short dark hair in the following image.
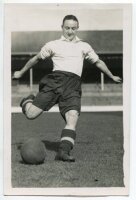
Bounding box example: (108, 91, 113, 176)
(62, 15, 79, 27)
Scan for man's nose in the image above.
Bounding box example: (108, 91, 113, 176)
(68, 29, 73, 34)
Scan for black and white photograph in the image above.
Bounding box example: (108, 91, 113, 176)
(3, 3, 131, 196)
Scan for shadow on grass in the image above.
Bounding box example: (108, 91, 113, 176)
(17, 140, 60, 165)
(42, 140, 60, 153)
(16, 140, 60, 153)
(16, 140, 60, 165)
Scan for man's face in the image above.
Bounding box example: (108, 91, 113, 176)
(62, 19, 79, 41)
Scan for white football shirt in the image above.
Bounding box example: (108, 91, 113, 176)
(40, 36, 99, 77)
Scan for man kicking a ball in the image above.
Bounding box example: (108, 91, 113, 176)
(13, 15, 121, 162)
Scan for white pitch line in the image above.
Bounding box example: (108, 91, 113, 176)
(11, 106, 123, 113)
(81, 106, 123, 112)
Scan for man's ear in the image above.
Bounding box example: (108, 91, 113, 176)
(61, 25, 63, 29)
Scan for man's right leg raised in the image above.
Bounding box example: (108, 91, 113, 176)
(20, 94, 43, 120)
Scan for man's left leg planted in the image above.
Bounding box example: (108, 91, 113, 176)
(56, 110, 79, 162)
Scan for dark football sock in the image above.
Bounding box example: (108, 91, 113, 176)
(59, 129, 76, 152)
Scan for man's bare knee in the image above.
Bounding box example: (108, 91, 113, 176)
(25, 105, 43, 120)
(65, 110, 79, 130)
(66, 110, 79, 119)
(25, 111, 38, 120)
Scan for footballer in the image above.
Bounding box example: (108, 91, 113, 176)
(13, 15, 122, 162)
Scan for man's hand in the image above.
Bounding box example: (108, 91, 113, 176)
(12, 53, 42, 80)
(94, 60, 122, 83)
(112, 76, 122, 83)
(12, 71, 22, 79)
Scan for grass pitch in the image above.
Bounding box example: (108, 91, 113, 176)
(12, 112, 124, 187)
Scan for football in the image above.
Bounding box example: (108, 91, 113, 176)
(20, 138, 46, 165)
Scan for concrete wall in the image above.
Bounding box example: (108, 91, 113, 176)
(12, 31, 122, 54)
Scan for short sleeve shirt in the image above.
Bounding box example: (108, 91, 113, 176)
(40, 36, 99, 77)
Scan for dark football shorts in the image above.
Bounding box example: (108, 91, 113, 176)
(32, 70, 82, 119)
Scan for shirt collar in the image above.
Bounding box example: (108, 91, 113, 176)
(60, 35, 82, 43)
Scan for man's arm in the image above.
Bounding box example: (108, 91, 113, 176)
(13, 52, 42, 79)
(94, 59, 122, 83)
